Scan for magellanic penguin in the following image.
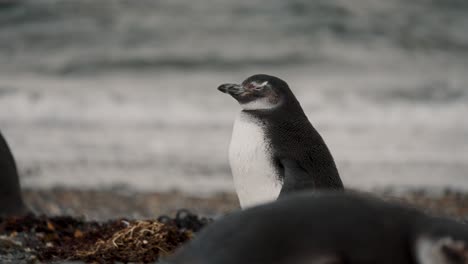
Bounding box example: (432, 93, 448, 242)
(0, 131, 27, 216)
(166, 191, 468, 264)
(218, 74, 343, 208)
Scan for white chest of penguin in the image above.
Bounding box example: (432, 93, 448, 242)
(229, 112, 282, 208)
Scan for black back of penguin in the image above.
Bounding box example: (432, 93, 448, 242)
(0, 131, 27, 216)
(252, 76, 342, 190)
(166, 192, 468, 264)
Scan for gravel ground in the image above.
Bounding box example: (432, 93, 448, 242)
(23, 188, 239, 221)
(21, 187, 468, 221)
(1, 187, 467, 263)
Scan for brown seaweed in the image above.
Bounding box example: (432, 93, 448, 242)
(0, 210, 210, 263)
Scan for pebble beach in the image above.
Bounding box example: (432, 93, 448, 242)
(1, 187, 468, 263)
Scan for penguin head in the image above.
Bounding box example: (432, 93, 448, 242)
(217, 74, 296, 111)
(414, 218, 468, 264)
(415, 236, 468, 264)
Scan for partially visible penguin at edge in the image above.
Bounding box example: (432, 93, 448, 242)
(218, 74, 344, 208)
(0, 130, 28, 216)
(166, 192, 468, 264)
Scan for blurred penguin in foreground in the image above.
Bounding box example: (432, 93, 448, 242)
(166, 192, 468, 264)
(0, 131, 27, 216)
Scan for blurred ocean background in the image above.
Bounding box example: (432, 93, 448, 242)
(0, 0, 467, 194)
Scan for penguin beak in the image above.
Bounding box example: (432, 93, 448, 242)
(217, 83, 244, 95)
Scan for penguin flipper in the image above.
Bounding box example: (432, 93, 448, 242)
(278, 158, 315, 198)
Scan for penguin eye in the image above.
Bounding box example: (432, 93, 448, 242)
(253, 86, 264, 91)
(255, 81, 269, 91)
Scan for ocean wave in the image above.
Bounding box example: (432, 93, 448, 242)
(0, 0, 468, 76)
(40, 54, 312, 75)
(375, 81, 467, 103)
